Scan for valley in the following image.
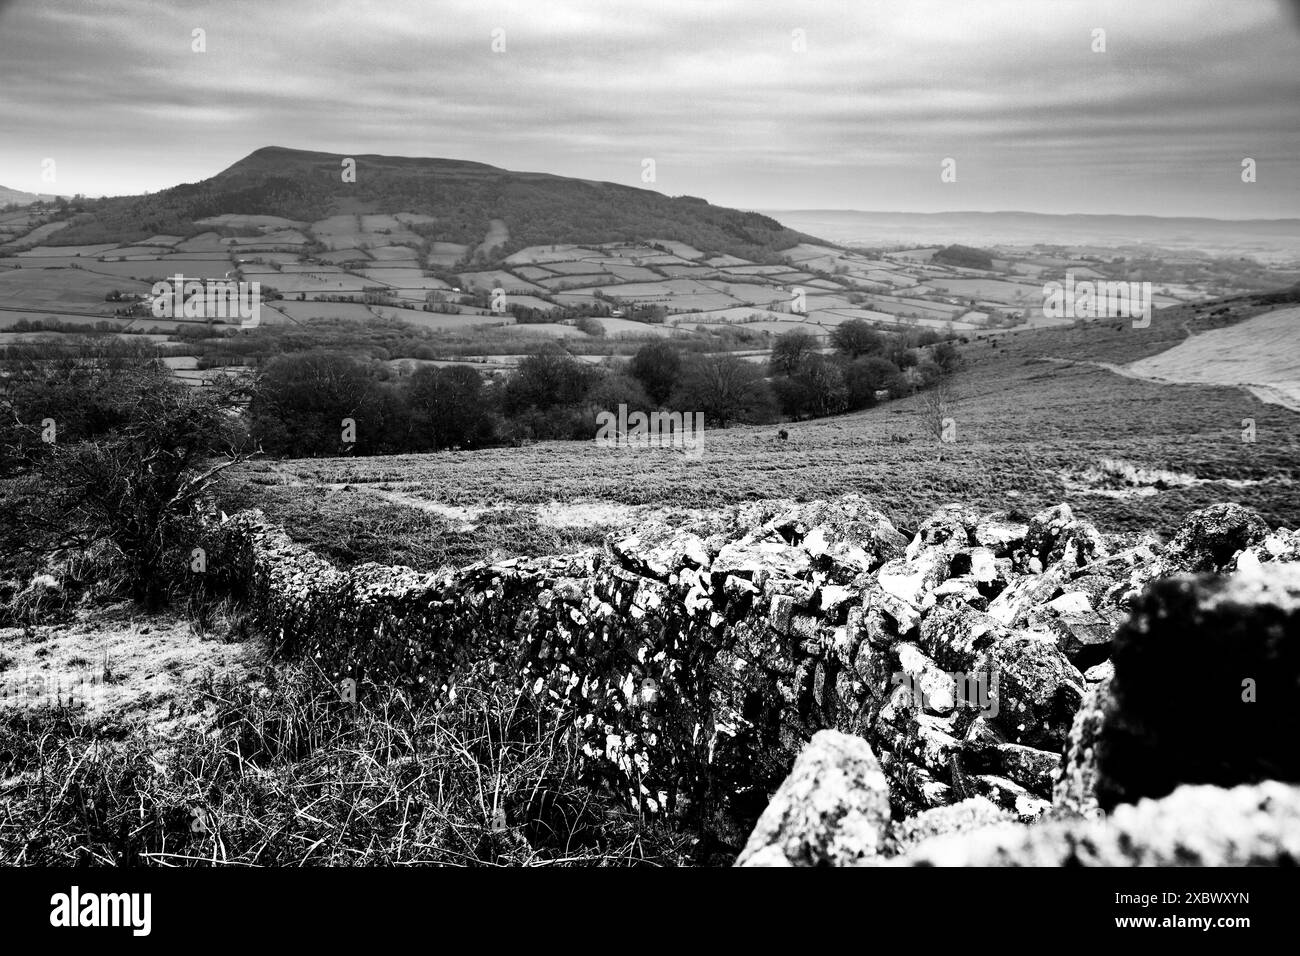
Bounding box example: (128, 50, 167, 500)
(5, 150, 1296, 388)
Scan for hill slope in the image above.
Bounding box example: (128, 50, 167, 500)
(219, 293, 1300, 571)
(1125, 305, 1300, 410)
(42, 146, 819, 263)
(0, 185, 62, 207)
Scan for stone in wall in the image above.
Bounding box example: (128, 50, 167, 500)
(735, 730, 891, 866)
(899, 780, 1300, 866)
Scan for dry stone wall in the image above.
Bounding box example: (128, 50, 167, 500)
(205, 495, 1300, 850)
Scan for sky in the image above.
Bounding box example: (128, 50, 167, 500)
(1, 0, 1298, 218)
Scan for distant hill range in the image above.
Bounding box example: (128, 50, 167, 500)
(763, 209, 1300, 263)
(0, 185, 63, 207)
(41, 146, 818, 263)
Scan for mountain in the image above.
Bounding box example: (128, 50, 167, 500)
(0, 185, 62, 207)
(42, 146, 819, 263)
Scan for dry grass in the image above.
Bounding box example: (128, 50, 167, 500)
(0, 664, 690, 866)
(0, 604, 262, 733)
(215, 485, 613, 570)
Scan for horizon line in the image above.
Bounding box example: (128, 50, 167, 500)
(10, 192, 1297, 226)
(754, 208, 1300, 224)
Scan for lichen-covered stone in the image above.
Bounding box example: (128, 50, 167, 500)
(1167, 503, 1270, 573)
(972, 631, 1084, 751)
(1053, 675, 1113, 818)
(735, 730, 891, 866)
(888, 797, 1014, 856)
(899, 781, 1300, 866)
(919, 599, 1008, 671)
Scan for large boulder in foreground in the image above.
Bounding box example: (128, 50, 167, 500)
(1093, 564, 1300, 811)
(735, 730, 891, 866)
(899, 780, 1300, 866)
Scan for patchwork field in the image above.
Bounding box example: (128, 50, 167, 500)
(596, 316, 678, 336)
(196, 214, 305, 231)
(0, 267, 150, 310)
(927, 277, 1043, 303)
(459, 270, 547, 293)
(3, 206, 1292, 386)
(270, 300, 378, 322)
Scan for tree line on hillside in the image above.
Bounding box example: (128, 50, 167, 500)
(241, 322, 960, 457)
(768, 321, 959, 419)
(2, 323, 961, 465)
(244, 345, 761, 455)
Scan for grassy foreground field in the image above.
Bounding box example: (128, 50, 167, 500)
(220, 300, 1300, 569)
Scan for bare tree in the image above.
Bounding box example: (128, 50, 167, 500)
(918, 376, 959, 444)
(671, 354, 776, 427)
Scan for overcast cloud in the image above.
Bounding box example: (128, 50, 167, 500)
(1, 0, 1297, 217)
